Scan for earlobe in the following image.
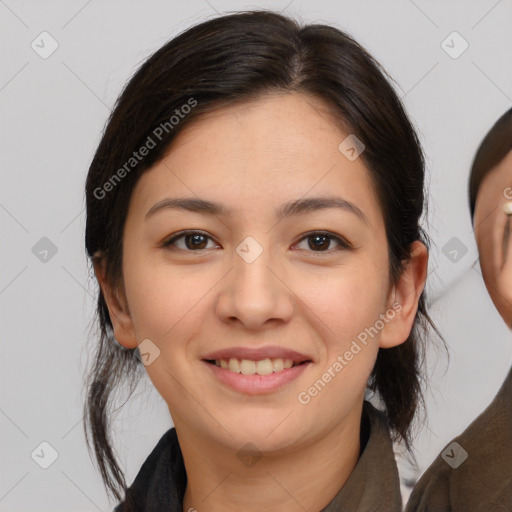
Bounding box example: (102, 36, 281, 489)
(92, 253, 139, 349)
(379, 241, 428, 349)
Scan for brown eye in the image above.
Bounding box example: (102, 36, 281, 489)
(161, 230, 352, 254)
(295, 231, 352, 253)
(162, 231, 218, 251)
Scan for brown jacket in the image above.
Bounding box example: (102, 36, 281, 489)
(114, 401, 402, 511)
(406, 366, 512, 511)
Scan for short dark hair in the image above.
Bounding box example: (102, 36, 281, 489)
(469, 107, 512, 221)
(83, 9, 436, 502)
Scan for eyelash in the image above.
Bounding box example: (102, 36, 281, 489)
(161, 230, 353, 254)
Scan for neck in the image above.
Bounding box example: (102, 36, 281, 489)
(177, 405, 363, 512)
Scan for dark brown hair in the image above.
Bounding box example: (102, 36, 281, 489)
(469, 106, 512, 221)
(83, 9, 435, 502)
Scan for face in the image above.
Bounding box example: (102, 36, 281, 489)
(102, 92, 423, 454)
(474, 149, 512, 329)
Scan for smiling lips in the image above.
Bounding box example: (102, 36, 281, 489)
(212, 357, 299, 375)
(202, 346, 311, 374)
(202, 346, 312, 389)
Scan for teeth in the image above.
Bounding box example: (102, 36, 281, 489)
(228, 358, 241, 373)
(215, 357, 298, 375)
(240, 359, 256, 375)
(273, 358, 284, 372)
(255, 359, 273, 375)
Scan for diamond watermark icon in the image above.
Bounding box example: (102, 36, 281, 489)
(31, 441, 59, 469)
(236, 236, 263, 264)
(237, 442, 262, 468)
(32, 237, 58, 263)
(338, 134, 365, 161)
(31, 31, 59, 59)
(441, 31, 469, 59)
(442, 236, 468, 263)
(134, 338, 161, 366)
(442, 441, 468, 469)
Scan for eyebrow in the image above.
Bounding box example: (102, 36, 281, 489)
(145, 196, 369, 225)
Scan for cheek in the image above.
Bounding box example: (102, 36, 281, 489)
(295, 273, 384, 417)
(295, 262, 389, 339)
(122, 251, 210, 342)
(122, 258, 211, 403)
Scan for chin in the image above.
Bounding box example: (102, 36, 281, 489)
(212, 412, 303, 451)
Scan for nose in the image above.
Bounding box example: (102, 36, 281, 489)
(215, 241, 294, 331)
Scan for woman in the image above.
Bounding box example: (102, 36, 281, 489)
(83, 10, 433, 511)
(406, 107, 512, 511)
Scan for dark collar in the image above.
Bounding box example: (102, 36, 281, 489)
(115, 401, 402, 511)
(320, 401, 402, 511)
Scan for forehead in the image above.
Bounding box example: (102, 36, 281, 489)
(129, 92, 383, 228)
(163, 92, 345, 168)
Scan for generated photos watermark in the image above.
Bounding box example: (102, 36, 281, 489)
(93, 97, 198, 200)
(297, 301, 402, 405)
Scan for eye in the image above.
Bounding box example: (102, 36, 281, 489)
(294, 231, 353, 253)
(161, 230, 352, 253)
(162, 231, 219, 251)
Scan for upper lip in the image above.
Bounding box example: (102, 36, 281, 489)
(202, 346, 312, 363)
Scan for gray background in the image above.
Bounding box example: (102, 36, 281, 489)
(1, 0, 511, 510)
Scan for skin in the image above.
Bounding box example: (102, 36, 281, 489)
(95, 91, 428, 512)
(473, 149, 512, 329)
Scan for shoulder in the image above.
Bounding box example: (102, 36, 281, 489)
(406, 366, 512, 511)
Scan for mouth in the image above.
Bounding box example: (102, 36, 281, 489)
(202, 357, 312, 395)
(200, 347, 313, 394)
(203, 357, 310, 375)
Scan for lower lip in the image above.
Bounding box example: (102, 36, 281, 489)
(203, 361, 311, 395)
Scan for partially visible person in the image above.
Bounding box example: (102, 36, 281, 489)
(407, 107, 512, 511)
(471, 109, 512, 329)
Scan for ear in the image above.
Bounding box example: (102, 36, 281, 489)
(93, 252, 139, 349)
(379, 241, 428, 349)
